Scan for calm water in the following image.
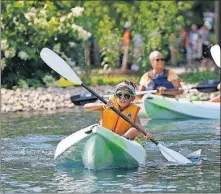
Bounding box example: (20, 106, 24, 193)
(1, 109, 220, 193)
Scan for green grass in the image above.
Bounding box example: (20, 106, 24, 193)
(61, 70, 220, 87)
(56, 74, 140, 87)
(80, 75, 140, 86)
(82, 71, 220, 86)
(180, 71, 220, 84)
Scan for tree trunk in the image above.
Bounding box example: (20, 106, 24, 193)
(213, 0, 220, 74)
(84, 42, 91, 69)
(215, 0, 220, 46)
(93, 39, 100, 67)
(121, 46, 129, 72)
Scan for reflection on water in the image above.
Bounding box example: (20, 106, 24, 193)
(1, 110, 220, 193)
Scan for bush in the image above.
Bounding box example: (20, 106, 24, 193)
(1, 1, 90, 89)
(57, 77, 74, 87)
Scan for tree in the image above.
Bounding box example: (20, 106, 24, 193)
(215, 0, 220, 45)
(1, 0, 194, 88)
(74, 1, 193, 70)
(1, 0, 90, 88)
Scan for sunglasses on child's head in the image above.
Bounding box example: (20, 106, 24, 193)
(115, 92, 134, 99)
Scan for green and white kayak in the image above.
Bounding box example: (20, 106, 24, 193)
(54, 124, 146, 170)
(141, 94, 220, 120)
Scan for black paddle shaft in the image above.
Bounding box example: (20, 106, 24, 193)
(81, 83, 159, 145)
(71, 81, 220, 105)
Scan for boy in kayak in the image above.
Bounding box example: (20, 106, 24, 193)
(84, 80, 153, 140)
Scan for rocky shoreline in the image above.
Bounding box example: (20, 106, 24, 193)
(1, 83, 218, 113)
(1, 86, 115, 113)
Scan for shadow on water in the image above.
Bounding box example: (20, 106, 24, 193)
(53, 154, 206, 193)
(54, 157, 142, 193)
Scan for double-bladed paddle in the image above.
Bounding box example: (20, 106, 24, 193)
(40, 48, 192, 165)
(70, 80, 220, 105)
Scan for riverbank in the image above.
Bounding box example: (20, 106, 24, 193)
(1, 86, 115, 113)
(1, 83, 218, 113)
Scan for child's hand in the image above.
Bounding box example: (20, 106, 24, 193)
(143, 132, 153, 140)
(104, 100, 114, 109)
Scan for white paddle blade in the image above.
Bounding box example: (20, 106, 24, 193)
(54, 125, 96, 159)
(210, 44, 220, 68)
(40, 48, 82, 85)
(158, 144, 192, 164)
(187, 149, 202, 158)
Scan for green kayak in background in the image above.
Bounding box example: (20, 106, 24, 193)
(139, 94, 220, 120)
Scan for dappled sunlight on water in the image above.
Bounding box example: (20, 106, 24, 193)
(1, 110, 220, 193)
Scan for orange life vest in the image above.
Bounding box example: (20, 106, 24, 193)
(100, 96, 140, 135)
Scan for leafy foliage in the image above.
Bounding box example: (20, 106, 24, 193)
(1, 1, 193, 88)
(1, 1, 90, 88)
(76, 1, 193, 69)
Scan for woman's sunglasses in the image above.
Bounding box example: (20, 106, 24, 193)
(115, 92, 134, 99)
(154, 58, 165, 62)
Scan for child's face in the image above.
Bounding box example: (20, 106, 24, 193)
(115, 89, 135, 108)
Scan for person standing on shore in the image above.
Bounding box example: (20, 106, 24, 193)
(186, 24, 202, 72)
(120, 22, 131, 72)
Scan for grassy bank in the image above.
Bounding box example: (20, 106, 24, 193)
(7, 70, 220, 89)
(180, 71, 220, 84)
(57, 75, 140, 87)
(57, 71, 220, 87)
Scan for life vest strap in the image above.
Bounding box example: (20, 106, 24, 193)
(147, 69, 169, 79)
